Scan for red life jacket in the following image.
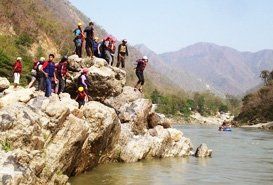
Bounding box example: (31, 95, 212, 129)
(13, 61, 22, 73)
(77, 91, 86, 100)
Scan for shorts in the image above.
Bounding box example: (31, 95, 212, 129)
(14, 73, 20, 84)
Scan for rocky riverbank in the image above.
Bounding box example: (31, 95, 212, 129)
(0, 56, 193, 185)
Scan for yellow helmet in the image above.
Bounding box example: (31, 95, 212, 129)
(78, 86, 84, 92)
(78, 22, 82, 26)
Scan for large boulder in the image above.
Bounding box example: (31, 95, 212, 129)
(71, 101, 121, 175)
(88, 65, 126, 99)
(148, 112, 172, 129)
(66, 55, 126, 100)
(0, 77, 10, 92)
(104, 86, 143, 110)
(119, 98, 152, 134)
(116, 124, 192, 163)
(194, 143, 212, 157)
(0, 88, 121, 184)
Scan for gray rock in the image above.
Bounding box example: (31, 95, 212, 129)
(0, 77, 10, 92)
(195, 143, 212, 157)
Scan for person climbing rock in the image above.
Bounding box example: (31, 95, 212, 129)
(73, 22, 85, 58)
(92, 37, 100, 57)
(36, 57, 46, 91)
(117, 39, 129, 68)
(41, 54, 56, 97)
(56, 56, 69, 94)
(27, 58, 39, 88)
(76, 86, 88, 109)
(134, 56, 148, 93)
(78, 68, 91, 91)
(13, 57, 23, 88)
(84, 21, 94, 58)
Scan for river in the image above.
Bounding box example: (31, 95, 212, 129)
(70, 125, 273, 185)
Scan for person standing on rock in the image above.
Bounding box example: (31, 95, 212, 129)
(134, 56, 148, 93)
(73, 22, 85, 58)
(117, 39, 129, 68)
(36, 57, 46, 91)
(13, 57, 23, 88)
(84, 21, 94, 58)
(41, 54, 56, 97)
(101, 36, 115, 65)
(56, 56, 69, 94)
(92, 37, 100, 57)
(27, 58, 39, 88)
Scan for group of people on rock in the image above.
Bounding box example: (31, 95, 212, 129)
(10, 21, 149, 108)
(73, 21, 148, 93)
(73, 22, 130, 68)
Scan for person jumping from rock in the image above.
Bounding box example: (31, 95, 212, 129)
(76, 86, 88, 109)
(117, 39, 129, 68)
(41, 54, 56, 97)
(134, 56, 148, 93)
(73, 22, 85, 58)
(13, 57, 23, 88)
(84, 21, 94, 58)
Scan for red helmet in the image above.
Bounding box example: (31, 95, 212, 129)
(83, 68, 89, 74)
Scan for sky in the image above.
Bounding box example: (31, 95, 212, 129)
(69, 0, 273, 53)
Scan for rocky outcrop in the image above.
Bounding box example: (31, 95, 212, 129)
(0, 58, 193, 184)
(0, 77, 10, 92)
(116, 124, 192, 163)
(194, 143, 212, 157)
(67, 55, 126, 100)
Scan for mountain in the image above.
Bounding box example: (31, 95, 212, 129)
(135, 44, 212, 93)
(160, 42, 273, 95)
(0, 0, 182, 96)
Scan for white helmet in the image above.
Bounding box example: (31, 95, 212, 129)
(17, 57, 22, 61)
(40, 57, 45, 62)
(142, 56, 148, 60)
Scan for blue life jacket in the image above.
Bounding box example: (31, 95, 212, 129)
(44, 62, 55, 78)
(92, 40, 99, 52)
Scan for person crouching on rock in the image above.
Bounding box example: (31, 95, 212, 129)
(76, 86, 88, 108)
(134, 56, 148, 93)
(41, 54, 57, 97)
(78, 68, 91, 91)
(13, 57, 23, 88)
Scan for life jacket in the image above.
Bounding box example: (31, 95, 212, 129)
(108, 41, 116, 53)
(136, 59, 147, 71)
(36, 62, 44, 78)
(13, 61, 22, 73)
(77, 74, 85, 86)
(77, 91, 86, 101)
(119, 45, 127, 53)
(73, 28, 83, 42)
(92, 40, 99, 52)
(56, 62, 67, 76)
(43, 61, 55, 78)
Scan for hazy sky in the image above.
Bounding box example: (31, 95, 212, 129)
(69, 0, 273, 53)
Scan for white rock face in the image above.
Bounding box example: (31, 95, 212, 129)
(0, 77, 10, 92)
(116, 124, 192, 163)
(0, 58, 194, 184)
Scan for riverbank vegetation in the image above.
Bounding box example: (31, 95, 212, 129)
(150, 89, 241, 119)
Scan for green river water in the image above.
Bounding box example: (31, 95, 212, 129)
(70, 125, 273, 185)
